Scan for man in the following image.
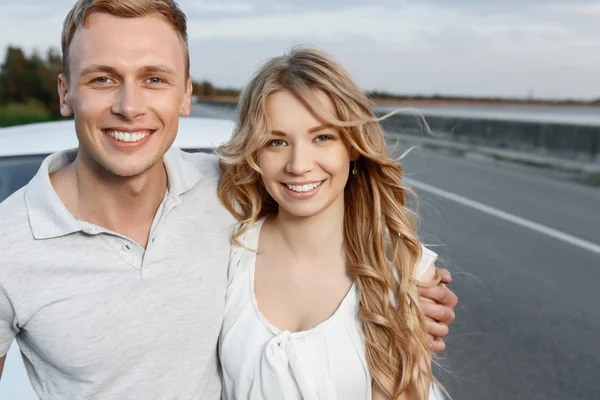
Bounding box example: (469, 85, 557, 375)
(0, 1, 457, 398)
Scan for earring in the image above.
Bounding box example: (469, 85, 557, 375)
(352, 162, 358, 176)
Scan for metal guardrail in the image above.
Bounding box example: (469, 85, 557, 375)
(195, 100, 600, 162)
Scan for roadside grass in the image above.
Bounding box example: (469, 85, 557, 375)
(0, 100, 54, 127)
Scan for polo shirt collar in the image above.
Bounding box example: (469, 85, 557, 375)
(25, 147, 203, 240)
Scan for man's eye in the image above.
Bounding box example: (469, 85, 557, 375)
(147, 77, 162, 84)
(94, 77, 111, 84)
(268, 139, 286, 147)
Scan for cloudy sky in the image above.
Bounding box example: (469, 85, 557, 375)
(1, 0, 599, 100)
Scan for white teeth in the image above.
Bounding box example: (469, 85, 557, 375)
(286, 181, 323, 192)
(106, 130, 151, 142)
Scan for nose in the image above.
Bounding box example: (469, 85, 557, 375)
(285, 142, 314, 176)
(111, 81, 147, 120)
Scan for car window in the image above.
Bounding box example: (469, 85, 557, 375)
(0, 154, 47, 202)
(0, 148, 215, 203)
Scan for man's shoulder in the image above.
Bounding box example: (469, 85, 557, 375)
(173, 150, 237, 224)
(180, 151, 220, 172)
(0, 186, 28, 230)
(176, 150, 222, 186)
(0, 187, 34, 267)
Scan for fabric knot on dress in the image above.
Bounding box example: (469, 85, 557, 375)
(256, 330, 337, 400)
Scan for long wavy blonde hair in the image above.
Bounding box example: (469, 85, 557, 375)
(218, 47, 438, 399)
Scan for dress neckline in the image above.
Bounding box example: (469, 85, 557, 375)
(246, 217, 357, 338)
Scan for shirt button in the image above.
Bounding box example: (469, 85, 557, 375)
(123, 243, 131, 251)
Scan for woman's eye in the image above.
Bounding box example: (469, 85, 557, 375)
(315, 134, 333, 142)
(267, 139, 286, 147)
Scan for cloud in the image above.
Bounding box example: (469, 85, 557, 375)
(183, 1, 254, 18)
(0, 0, 598, 99)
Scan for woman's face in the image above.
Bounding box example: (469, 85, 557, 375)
(259, 90, 354, 220)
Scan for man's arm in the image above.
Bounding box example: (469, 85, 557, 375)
(0, 284, 18, 380)
(420, 267, 458, 352)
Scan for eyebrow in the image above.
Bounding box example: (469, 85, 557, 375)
(270, 124, 332, 136)
(79, 64, 119, 77)
(308, 124, 332, 133)
(78, 64, 177, 77)
(137, 65, 177, 76)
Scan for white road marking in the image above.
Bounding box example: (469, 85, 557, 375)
(405, 178, 600, 255)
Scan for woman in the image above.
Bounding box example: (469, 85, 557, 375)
(217, 47, 444, 399)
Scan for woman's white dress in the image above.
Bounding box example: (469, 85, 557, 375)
(219, 218, 441, 399)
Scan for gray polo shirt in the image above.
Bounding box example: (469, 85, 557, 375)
(0, 148, 236, 399)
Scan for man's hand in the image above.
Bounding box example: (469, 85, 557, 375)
(419, 267, 458, 352)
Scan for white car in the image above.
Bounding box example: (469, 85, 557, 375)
(0, 117, 235, 399)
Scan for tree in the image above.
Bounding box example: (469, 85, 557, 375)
(40, 48, 63, 116)
(1, 46, 30, 103)
(0, 46, 63, 116)
(193, 80, 216, 97)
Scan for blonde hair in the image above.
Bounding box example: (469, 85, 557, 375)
(218, 47, 437, 399)
(61, 0, 189, 77)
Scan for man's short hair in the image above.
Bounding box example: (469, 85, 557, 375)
(61, 0, 189, 78)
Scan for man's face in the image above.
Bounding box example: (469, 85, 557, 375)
(58, 12, 192, 177)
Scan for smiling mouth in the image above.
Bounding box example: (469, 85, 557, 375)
(104, 130, 154, 143)
(284, 181, 324, 193)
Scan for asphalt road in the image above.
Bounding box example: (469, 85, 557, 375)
(2, 104, 599, 399)
(400, 150, 600, 400)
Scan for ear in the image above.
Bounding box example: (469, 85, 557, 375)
(180, 75, 193, 116)
(58, 73, 73, 117)
(350, 147, 360, 162)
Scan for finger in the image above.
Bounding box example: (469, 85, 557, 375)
(419, 285, 458, 309)
(429, 337, 446, 353)
(426, 318, 449, 338)
(418, 285, 446, 303)
(421, 301, 456, 325)
(436, 267, 452, 284)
